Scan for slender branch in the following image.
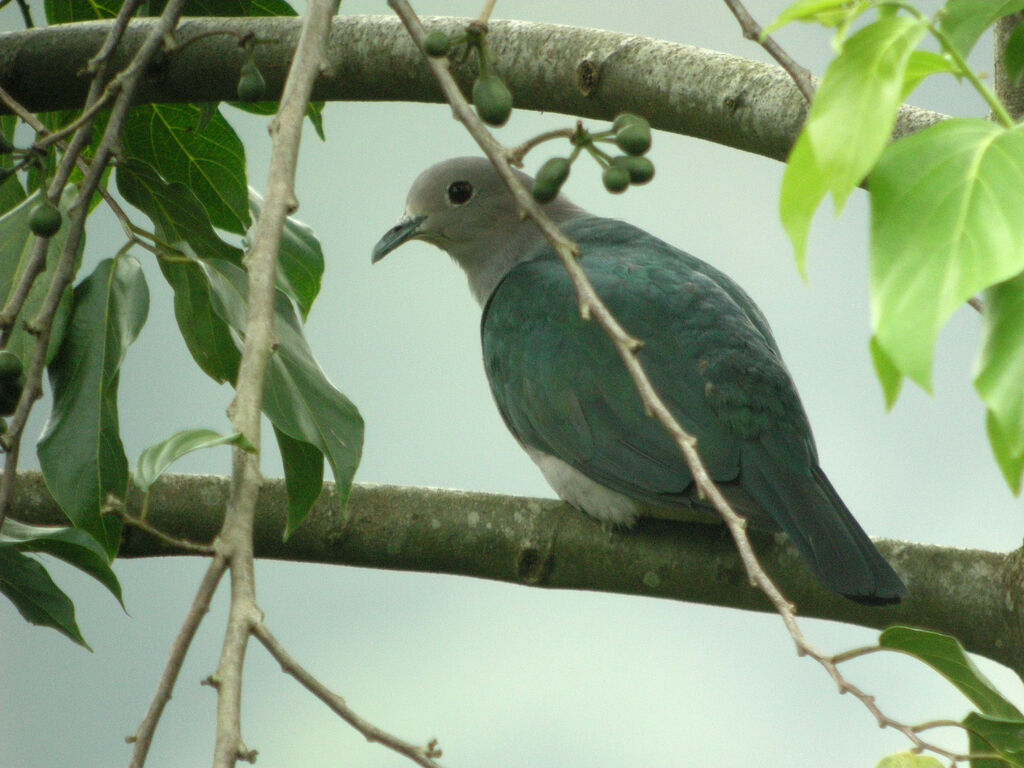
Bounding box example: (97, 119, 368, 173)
(721, 0, 816, 103)
(128, 555, 229, 767)
(210, 1, 339, 765)
(253, 623, 445, 768)
(119, 509, 216, 555)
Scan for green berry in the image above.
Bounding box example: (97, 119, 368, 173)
(28, 200, 61, 238)
(612, 113, 645, 133)
(423, 30, 451, 57)
(0, 351, 23, 382)
(611, 155, 655, 185)
(236, 59, 266, 102)
(532, 157, 571, 203)
(615, 121, 652, 156)
(602, 165, 630, 194)
(0, 352, 24, 416)
(472, 74, 513, 127)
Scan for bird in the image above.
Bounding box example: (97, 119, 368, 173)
(372, 156, 908, 605)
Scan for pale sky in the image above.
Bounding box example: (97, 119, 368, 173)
(3, 2, 1021, 767)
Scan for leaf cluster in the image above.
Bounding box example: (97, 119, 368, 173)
(0, 0, 361, 646)
(773, 0, 1024, 492)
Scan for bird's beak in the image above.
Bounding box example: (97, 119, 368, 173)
(371, 214, 426, 263)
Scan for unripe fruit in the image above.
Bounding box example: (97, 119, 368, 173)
(615, 121, 652, 156)
(472, 74, 513, 127)
(236, 59, 266, 102)
(0, 351, 23, 382)
(611, 155, 655, 185)
(532, 157, 571, 203)
(602, 165, 630, 193)
(28, 200, 61, 238)
(423, 30, 450, 57)
(612, 113, 647, 134)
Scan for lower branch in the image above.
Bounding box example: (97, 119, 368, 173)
(11, 471, 1023, 677)
(253, 622, 445, 768)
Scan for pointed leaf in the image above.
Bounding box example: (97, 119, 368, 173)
(987, 410, 1024, 494)
(0, 546, 88, 648)
(939, 0, 1024, 59)
(1, 519, 122, 604)
(975, 273, 1024, 492)
(762, 0, 870, 37)
(870, 120, 1024, 391)
(963, 712, 1024, 768)
(274, 425, 325, 539)
(45, 0, 119, 23)
(880, 626, 1023, 719)
(121, 104, 249, 234)
(870, 336, 903, 409)
(1005, 17, 1024, 86)
(804, 16, 928, 210)
(202, 259, 363, 515)
(779, 130, 828, 273)
(902, 51, 956, 100)
(136, 428, 254, 492)
(115, 159, 242, 383)
(38, 257, 149, 558)
(248, 189, 324, 319)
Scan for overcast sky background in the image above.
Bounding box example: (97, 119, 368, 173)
(3, 1, 1022, 767)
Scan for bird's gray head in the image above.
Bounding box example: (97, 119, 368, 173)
(372, 156, 584, 305)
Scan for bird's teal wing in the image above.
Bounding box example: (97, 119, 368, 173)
(482, 216, 810, 507)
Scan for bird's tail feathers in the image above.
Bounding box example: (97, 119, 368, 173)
(742, 450, 908, 605)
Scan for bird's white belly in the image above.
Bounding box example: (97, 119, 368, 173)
(523, 446, 640, 527)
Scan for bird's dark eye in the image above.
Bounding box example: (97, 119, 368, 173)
(447, 180, 474, 205)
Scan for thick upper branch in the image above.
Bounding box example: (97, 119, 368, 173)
(11, 470, 1022, 677)
(0, 16, 945, 162)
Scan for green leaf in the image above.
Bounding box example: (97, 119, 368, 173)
(762, 0, 871, 38)
(987, 411, 1024, 495)
(0, 189, 79, 366)
(779, 131, 828, 274)
(963, 712, 1024, 768)
(869, 119, 1024, 392)
(880, 626, 1024, 719)
(115, 159, 242, 383)
(870, 336, 903, 409)
(248, 188, 324, 319)
(901, 51, 957, 100)
(202, 259, 364, 514)
(229, 101, 327, 141)
(975, 273, 1024, 493)
(1, 519, 122, 605)
(939, 0, 1024, 59)
(121, 104, 249, 234)
(146, 0, 298, 14)
(780, 16, 927, 265)
(875, 753, 944, 768)
(0, 546, 88, 648)
(274, 425, 325, 540)
(806, 16, 928, 209)
(45, 0, 120, 23)
(136, 428, 254, 492)
(38, 257, 149, 558)
(1005, 17, 1024, 86)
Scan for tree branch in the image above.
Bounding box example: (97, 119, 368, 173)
(0, 16, 946, 164)
(10, 470, 1022, 678)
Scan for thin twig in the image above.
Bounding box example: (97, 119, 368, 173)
(722, 0, 815, 104)
(253, 623, 446, 768)
(387, 3, 981, 764)
(128, 555, 229, 767)
(209, 1, 339, 765)
(119, 510, 216, 555)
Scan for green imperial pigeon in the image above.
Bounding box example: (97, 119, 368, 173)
(373, 156, 908, 605)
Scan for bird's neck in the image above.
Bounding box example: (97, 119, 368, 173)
(455, 201, 586, 308)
